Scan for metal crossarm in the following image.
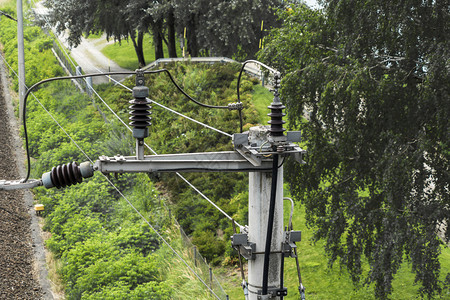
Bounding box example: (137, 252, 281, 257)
(94, 151, 274, 174)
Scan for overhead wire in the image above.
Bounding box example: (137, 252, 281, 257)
(85, 64, 234, 137)
(102, 175, 223, 300)
(86, 75, 242, 228)
(4, 16, 245, 229)
(236, 60, 280, 133)
(0, 10, 17, 22)
(0, 51, 222, 299)
(82, 66, 243, 229)
(34, 5, 302, 298)
(31, 0, 247, 240)
(13, 3, 246, 296)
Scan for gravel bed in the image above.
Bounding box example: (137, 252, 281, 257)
(0, 70, 43, 299)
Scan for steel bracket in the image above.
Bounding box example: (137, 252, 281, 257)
(232, 128, 306, 167)
(231, 233, 256, 260)
(283, 230, 301, 258)
(257, 287, 288, 299)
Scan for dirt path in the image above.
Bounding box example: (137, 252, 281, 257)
(33, 1, 130, 85)
(0, 57, 53, 298)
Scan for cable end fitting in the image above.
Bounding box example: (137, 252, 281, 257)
(228, 102, 244, 111)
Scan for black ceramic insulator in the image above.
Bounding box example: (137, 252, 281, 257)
(129, 98, 152, 129)
(50, 162, 83, 189)
(129, 84, 151, 132)
(268, 102, 286, 136)
(268, 73, 285, 136)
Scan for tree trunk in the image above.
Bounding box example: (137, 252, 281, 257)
(130, 30, 146, 68)
(167, 7, 177, 58)
(187, 17, 199, 57)
(153, 22, 164, 60)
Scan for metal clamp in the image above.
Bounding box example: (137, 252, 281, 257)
(231, 233, 256, 260)
(233, 128, 306, 167)
(228, 102, 244, 110)
(283, 230, 301, 258)
(257, 287, 288, 299)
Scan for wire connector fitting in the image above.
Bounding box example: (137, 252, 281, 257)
(228, 102, 244, 110)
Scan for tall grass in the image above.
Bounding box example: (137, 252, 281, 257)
(101, 33, 181, 70)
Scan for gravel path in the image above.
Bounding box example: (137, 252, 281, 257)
(0, 59, 52, 298)
(33, 1, 131, 85)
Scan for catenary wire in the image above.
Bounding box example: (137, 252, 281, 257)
(84, 74, 243, 229)
(31, 2, 77, 68)
(3, 56, 93, 164)
(1, 31, 244, 231)
(12, 5, 242, 296)
(82, 67, 243, 229)
(102, 175, 222, 300)
(0, 52, 222, 299)
(20, 68, 234, 181)
(23, 6, 244, 230)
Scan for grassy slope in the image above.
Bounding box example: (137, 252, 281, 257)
(281, 204, 450, 300)
(222, 200, 450, 299)
(101, 33, 180, 70)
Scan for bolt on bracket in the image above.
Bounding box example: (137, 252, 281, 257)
(283, 230, 302, 258)
(231, 233, 256, 260)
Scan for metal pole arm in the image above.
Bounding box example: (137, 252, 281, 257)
(93, 151, 274, 174)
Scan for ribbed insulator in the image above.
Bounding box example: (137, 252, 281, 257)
(129, 85, 151, 131)
(129, 98, 152, 129)
(267, 102, 286, 136)
(50, 162, 83, 189)
(267, 72, 285, 136)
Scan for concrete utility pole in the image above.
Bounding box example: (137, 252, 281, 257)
(17, 0, 26, 122)
(247, 127, 284, 299)
(0, 68, 306, 299)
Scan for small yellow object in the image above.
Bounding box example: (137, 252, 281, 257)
(34, 204, 44, 211)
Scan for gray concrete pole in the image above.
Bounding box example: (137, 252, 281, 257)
(247, 126, 284, 300)
(17, 0, 26, 123)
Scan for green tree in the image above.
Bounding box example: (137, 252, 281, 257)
(173, 0, 285, 58)
(44, 0, 158, 66)
(260, 2, 449, 299)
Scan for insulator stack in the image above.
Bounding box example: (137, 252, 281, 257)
(268, 73, 286, 137)
(129, 85, 151, 138)
(129, 71, 151, 139)
(42, 161, 93, 189)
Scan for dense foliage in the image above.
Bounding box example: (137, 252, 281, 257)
(171, 0, 284, 58)
(43, 0, 286, 65)
(260, 2, 449, 299)
(96, 62, 262, 264)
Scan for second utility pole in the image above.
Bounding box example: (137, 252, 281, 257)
(17, 0, 26, 122)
